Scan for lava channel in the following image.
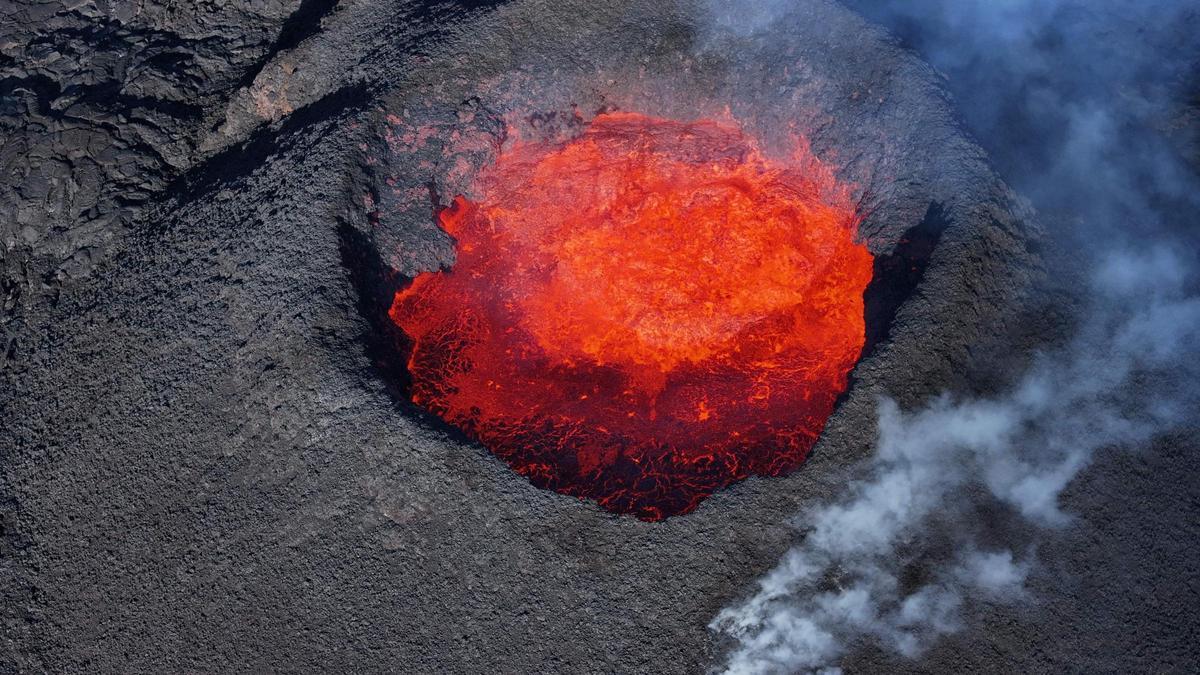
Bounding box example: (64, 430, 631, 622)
(390, 111, 874, 520)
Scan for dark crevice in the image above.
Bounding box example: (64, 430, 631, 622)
(43, 12, 218, 49)
(0, 74, 62, 116)
(861, 201, 949, 358)
(0, 73, 202, 121)
(59, 81, 204, 121)
(829, 201, 949, 416)
(237, 0, 343, 89)
(162, 82, 370, 207)
(337, 220, 412, 394)
(276, 0, 342, 52)
(337, 219, 473, 442)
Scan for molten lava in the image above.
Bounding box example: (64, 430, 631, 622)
(390, 111, 874, 520)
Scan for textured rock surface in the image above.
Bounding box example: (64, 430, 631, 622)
(1, 1, 1196, 672)
(1, 0, 295, 284)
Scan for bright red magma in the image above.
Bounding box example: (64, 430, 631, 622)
(389, 111, 874, 520)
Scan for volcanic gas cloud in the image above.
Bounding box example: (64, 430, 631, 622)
(390, 111, 873, 519)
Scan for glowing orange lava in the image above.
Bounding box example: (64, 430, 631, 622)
(390, 111, 874, 520)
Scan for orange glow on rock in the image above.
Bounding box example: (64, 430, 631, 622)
(390, 111, 874, 520)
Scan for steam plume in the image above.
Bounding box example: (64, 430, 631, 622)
(710, 1, 1200, 672)
(712, 249, 1200, 673)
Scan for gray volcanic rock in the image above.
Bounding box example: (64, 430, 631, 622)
(1, 0, 300, 284)
(3, 1, 1193, 673)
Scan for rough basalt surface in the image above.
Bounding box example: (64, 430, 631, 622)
(2, 1, 1197, 673)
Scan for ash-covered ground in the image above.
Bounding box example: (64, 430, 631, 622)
(2, 1, 1198, 672)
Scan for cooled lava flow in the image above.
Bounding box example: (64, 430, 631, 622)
(390, 111, 874, 520)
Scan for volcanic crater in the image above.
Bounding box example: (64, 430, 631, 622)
(355, 107, 958, 520)
(340, 0, 1033, 528)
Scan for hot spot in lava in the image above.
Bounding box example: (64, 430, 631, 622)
(389, 111, 874, 520)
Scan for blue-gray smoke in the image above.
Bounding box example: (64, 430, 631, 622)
(709, 1, 1200, 672)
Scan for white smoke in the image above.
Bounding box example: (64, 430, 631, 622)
(705, 0, 1200, 670)
(711, 248, 1200, 673)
